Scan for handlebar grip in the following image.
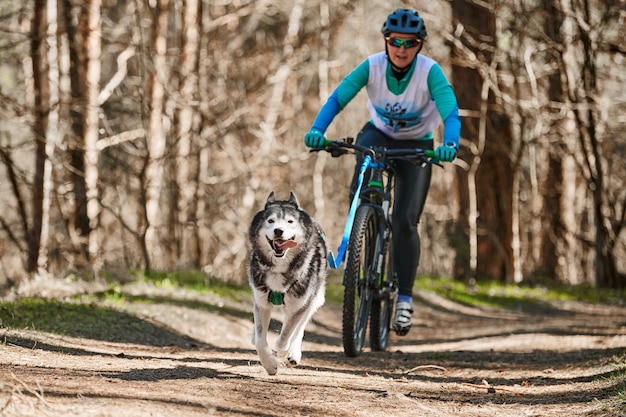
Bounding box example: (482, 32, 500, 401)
(425, 149, 435, 158)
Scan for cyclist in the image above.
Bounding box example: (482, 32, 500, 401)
(304, 8, 461, 335)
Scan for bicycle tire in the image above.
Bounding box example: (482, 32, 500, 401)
(370, 236, 394, 351)
(342, 205, 379, 357)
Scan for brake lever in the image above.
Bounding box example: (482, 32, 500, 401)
(431, 159, 444, 168)
(308, 146, 348, 157)
(330, 148, 348, 157)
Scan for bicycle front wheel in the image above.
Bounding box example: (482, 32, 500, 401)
(342, 205, 379, 357)
(370, 237, 394, 352)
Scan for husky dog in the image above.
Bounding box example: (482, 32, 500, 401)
(248, 191, 328, 375)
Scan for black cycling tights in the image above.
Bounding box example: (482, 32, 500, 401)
(349, 123, 433, 297)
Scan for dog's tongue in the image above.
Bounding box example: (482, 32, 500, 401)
(277, 240, 298, 250)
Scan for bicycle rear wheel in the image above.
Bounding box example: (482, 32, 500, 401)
(342, 205, 379, 357)
(370, 237, 395, 352)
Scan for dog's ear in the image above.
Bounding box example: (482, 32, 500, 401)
(265, 191, 276, 208)
(288, 191, 300, 209)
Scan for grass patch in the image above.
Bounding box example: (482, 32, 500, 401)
(79, 285, 252, 321)
(555, 284, 626, 305)
(70, 268, 253, 302)
(138, 269, 252, 301)
(325, 272, 344, 305)
(0, 298, 192, 346)
(414, 276, 625, 312)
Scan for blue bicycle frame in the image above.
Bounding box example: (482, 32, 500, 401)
(328, 154, 372, 269)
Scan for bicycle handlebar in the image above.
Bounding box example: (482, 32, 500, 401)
(319, 139, 440, 165)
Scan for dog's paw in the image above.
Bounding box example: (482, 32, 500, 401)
(258, 349, 278, 375)
(287, 349, 302, 367)
(273, 348, 300, 368)
(262, 360, 278, 375)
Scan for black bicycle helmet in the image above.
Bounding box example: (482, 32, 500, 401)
(381, 9, 427, 39)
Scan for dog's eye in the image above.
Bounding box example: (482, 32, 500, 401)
(287, 220, 294, 224)
(268, 219, 275, 224)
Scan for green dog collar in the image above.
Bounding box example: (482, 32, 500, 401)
(268, 291, 285, 305)
(268, 279, 299, 306)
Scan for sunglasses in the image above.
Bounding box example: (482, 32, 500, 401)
(385, 37, 422, 49)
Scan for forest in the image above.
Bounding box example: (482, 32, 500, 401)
(0, 0, 624, 289)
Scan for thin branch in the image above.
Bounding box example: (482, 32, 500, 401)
(96, 128, 145, 151)
(98, 45, 136, 105)
(404, 365, 447, 374)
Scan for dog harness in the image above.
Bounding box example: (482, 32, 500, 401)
(268, 279, 298, 306)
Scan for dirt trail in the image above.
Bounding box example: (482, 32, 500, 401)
(1, 281, 626, 417)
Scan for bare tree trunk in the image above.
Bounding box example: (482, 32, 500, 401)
(37, 0, 61, 273)
(538, 0, 566, 281)
(559, 0, 621, 287)
(175, 0, 200, 267)
(467, 74, 490, 277)
(511, 165, 522, 283)
(451, 0, 514, 282)
(561, 153, 581, 282)
(62, 0, 90, 262)
(196, 2, 211, 274)
(312, 0, 330, 220)
(144, 0, 171, 270)
(29, 0, 48, 273)
(83, 0, 102, 275)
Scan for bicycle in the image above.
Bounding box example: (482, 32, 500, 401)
(317, 138, 440, 357)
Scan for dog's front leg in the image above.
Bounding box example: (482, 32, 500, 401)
(275, 306, 309, 367)
(284, 325, 305, 367)
(253, 302, 278, 375)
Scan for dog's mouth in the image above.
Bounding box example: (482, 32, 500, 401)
(267, 237, 298, 257)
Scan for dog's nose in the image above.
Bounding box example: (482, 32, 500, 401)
(274, 228, 283, 238)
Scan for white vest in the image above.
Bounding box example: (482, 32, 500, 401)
(366, 52, 441, 140)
